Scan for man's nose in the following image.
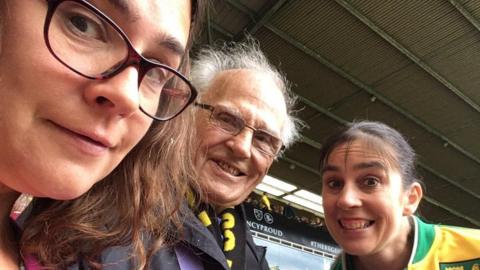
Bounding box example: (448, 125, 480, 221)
(226, 128, 254, 159)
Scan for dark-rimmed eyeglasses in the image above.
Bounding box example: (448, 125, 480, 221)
(43, 0, 197, 121)
(195, 102, 284, 158)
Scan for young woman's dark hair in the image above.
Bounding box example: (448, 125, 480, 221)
(318, 121, 423, 189)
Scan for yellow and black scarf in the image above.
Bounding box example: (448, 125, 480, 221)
(195, 204, 247, 270)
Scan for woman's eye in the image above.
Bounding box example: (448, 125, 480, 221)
(326, 179, 343, 190)
(363, 176, 380, 187)
(66, 13, 106, 41)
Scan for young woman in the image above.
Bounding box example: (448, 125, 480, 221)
(0, 0, 205, 269)
(319, 121, 480, 270)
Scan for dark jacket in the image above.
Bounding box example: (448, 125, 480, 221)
(65, 204, 268, 270)
(166, 204, 269, 270)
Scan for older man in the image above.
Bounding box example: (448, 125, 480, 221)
(188, 39, 301, 270)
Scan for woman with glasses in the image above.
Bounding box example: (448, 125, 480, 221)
(0, 0, 205, 269)
(319, 121, 480, 270)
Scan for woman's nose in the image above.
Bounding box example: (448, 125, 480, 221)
(336, 184, 362, 210)
(83, 66, 140, 118)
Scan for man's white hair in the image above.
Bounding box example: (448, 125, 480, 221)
(191, 38, 302, 149)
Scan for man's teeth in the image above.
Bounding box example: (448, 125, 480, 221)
(217, 161, 241, 176)
(340, 220, 373, 230)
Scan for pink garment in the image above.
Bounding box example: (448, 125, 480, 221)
(23, 255, 41, 270)
(10, 209, 42, 270)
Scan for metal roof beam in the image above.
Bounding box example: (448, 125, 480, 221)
(210, 22, 234, 40)
(234, 0, 290, 40)
(225, 0, 256, 20)
(280, 155, 321, 177)
(206, 7, 213, 44)
(449, 0, 480, 32)
(334, 0, 480, 114)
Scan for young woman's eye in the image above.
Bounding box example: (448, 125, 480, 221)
(362, 176, 380, 187)
(326, 178, 343, 190)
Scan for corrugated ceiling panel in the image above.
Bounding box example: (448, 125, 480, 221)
(425, 28, 480, 105)
(462, 0, 480, 17)
(373, 63, 480, 157)
(284, 141, 322, 170)
(349, 0, 471, 57)
(419, 203, 471, 227)
(270, 0, 411, 85)
(254, 28, 360, 108)
(238, 0, 272, 12)
(267, 1, 480, 159)
(211, 0, 250, 34)
(329, 91, 480, 194)
(270, 159, 322, 191)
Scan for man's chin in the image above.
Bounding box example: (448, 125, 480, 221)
(206, 192, 241, 209)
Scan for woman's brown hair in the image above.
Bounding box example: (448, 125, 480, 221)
(18, 0, 208, 269)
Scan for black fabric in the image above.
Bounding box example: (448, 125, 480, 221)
(15, 203, 268, 270)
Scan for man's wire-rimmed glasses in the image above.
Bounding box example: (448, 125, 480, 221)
(195, 102, 284, 158)
(43, 0, 197, 121)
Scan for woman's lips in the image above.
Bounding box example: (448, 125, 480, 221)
(339, 219, 375, 230)
(49, 120, 113, 156)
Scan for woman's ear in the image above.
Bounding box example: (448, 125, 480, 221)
(403, 182, 423, 216)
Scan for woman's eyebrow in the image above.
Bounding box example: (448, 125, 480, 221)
(322, 164, 340, 174)
(157, 36, 186, 58)
(107, 0, 186, 58)
(108, 0, 136, 18)
(321, 161, 386, 174)
(353, 161, 386, 171)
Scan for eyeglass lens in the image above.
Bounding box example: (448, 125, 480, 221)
(46, 0, 193, 120)
(211, 109, 281, 156)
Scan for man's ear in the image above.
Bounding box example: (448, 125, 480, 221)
(403, 182, 423, 216)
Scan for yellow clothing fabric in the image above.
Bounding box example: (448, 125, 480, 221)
(261, 194, 271, 211)
(332, 216, 480, 270)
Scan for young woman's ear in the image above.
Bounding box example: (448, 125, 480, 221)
(403, 182, 423, 216)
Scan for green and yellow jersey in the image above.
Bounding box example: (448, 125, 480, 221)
(332, 216, 480, 270)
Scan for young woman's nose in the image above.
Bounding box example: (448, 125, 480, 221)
(336, 184, 362, 210)
(83, 66, 140, 118)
